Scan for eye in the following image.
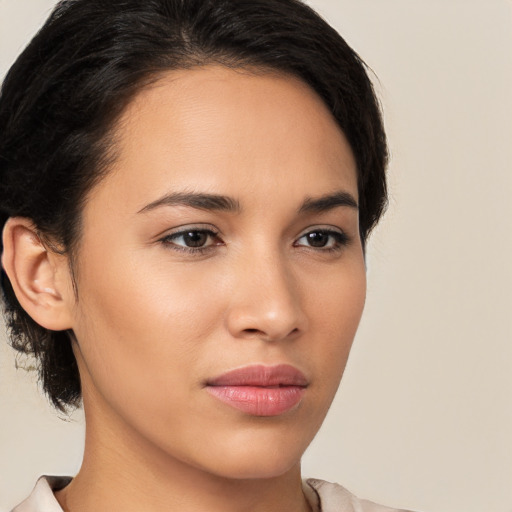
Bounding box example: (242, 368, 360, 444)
(160, 228, 222, 253)
(294, 228, 349, 251)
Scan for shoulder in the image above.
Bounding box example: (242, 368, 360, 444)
(303, 478, 418, 512)
(10, 476, 70, 512)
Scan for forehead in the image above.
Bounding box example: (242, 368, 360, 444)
(91, 65, 357, 212)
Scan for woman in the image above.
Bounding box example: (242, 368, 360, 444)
(0, 0, 411, 511)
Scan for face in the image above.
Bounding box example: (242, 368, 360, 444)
(69, 66, 366, 480)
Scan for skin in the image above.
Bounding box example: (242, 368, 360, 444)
(3, 66, 366, 512)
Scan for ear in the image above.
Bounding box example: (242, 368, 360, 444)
(1, 217, 75, 331)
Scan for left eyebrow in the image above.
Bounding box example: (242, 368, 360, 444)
(137, 191, 242, 214)
(298, 191, 358, 214)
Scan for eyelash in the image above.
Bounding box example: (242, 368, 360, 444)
(159, 227, 350, 255)
(159, 228, 222, 254)
(294, 229, 350, 253)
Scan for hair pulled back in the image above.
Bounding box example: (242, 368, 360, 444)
(0, 0, 388, 410)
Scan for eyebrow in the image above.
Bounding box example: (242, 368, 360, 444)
(138, 190, 358, 215)
(298, 191, 358, 213)
(138, 192, 242, 214)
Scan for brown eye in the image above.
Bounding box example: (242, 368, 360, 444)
(304, 231, 330, 247)
(181, 230, 209, 247)
(295, 229, 349, 250)
(161, 228, 221, 252)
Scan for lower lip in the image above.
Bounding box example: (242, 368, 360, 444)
(206, 385, 305, 416)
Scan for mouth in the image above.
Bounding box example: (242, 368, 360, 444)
(205, 364, 308, 417)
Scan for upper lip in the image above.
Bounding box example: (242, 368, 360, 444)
(206, 364, 308, 387)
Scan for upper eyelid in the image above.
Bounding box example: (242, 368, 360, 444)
(157, 223, 221, 238)
(295, 228, 347, 242)
(157, 224, 346, 238)
(167, 226, 219, 236)
(296, 225, 346, 237)
(159, 224, 343, 235)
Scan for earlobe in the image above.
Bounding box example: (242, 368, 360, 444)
(1, 217, 75, 331)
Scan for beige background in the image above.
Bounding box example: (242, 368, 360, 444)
(1, 1, 511, 511)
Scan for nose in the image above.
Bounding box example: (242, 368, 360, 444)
(225, 251, 307, 342)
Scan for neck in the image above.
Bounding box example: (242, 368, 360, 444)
(56, 397, 311, 512)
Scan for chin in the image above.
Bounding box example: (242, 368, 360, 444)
(209, 455, 301, 481)
(196, 430, 309, 480)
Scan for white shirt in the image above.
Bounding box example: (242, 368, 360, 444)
(12, 476, 415, 512)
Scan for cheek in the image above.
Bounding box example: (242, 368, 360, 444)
(77, 244, 224, 337)
(305, 252, 366, 336)
(303, 259, 366, 394)
(71, 249, 227, 414)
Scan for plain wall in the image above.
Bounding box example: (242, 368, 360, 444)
(1, 1, 511, 511)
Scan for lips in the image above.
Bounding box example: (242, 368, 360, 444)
(205, 364, 308, 416)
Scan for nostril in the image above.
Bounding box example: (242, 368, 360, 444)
(241, 327, 300, 340)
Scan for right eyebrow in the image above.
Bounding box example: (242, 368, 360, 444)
(137, 192, 242, 214)
(298, 191, 359, 214)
